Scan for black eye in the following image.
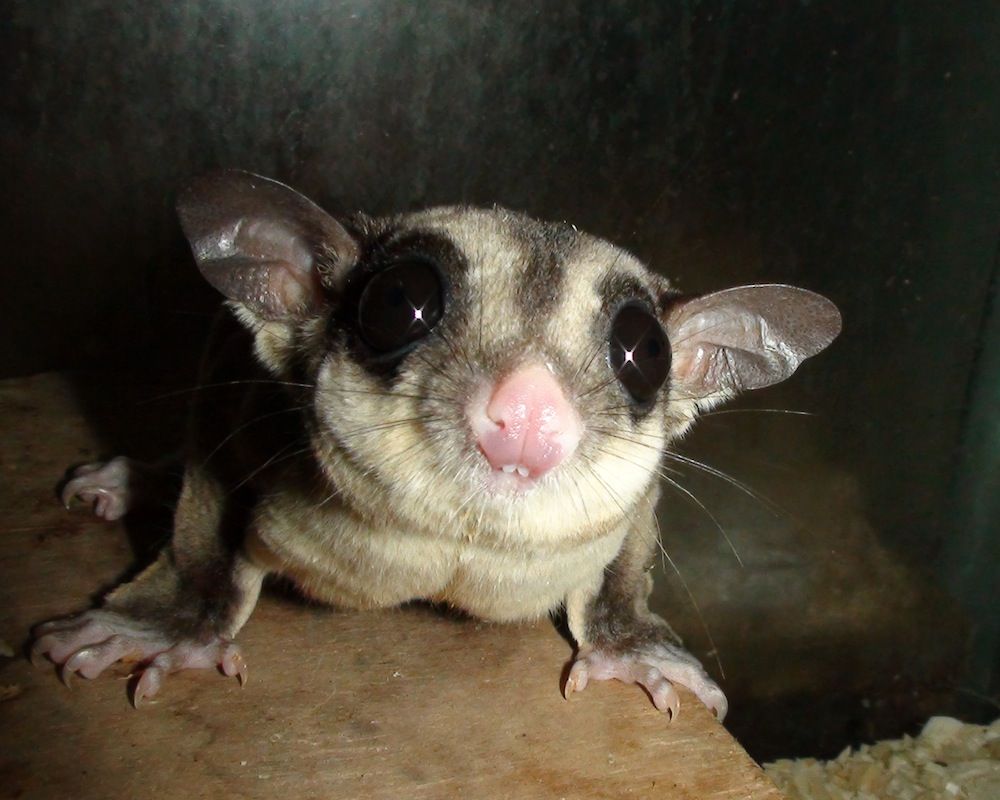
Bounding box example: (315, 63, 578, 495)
(609, 304, 672, 404)
(357, 259, 444, 355)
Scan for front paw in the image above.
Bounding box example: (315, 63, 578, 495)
(60, 458, 133, 520)
(31, 609, 247, 706)
(564, 643, 727, 722)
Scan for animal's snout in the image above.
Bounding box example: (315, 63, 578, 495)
(469, 364, 582, 480)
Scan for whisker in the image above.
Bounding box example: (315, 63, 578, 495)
(592, 443, 743, 567)
(409, 348, 467, 392)
(565, 463, 595, 530)
(574, 452, 631, 524)
(322, 384, 455, 405)
(445, 477, 486, 527)
(663, 451, 784, 517)
(230, 441, 312, 493)
(591, 425, 784, 518)
(140, 379, 315, 404)
(333, 414, 444, 441)
(700, 407, 815, 419)
(645, 493, 726, 680)
(659, 472, 743, 567)
(202, 405, 310, 466)
(435, 327, 477, 378)
(574, 450, 723, 674)
(591, 401, 640, 415)
(577, 372, 622, 401)
(572, 339, 607, 387)
(318, 425, 458, 507)
(586, 428, 683, 476)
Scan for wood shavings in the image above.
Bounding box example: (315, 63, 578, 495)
(765, 717, 1000, 800)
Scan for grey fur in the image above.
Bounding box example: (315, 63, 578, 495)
(34, 170, 841, 718)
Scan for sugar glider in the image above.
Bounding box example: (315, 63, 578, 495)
(32, 170, 841, 719)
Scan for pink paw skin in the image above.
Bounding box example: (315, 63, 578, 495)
(31, 609, 246, 706)
(564, 643, 728, 722)
(61, 457, 133, 521)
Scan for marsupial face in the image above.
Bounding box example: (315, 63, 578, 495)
(305, 207, 683, 551)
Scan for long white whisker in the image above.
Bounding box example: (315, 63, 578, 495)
(140, 379, 315, 404)
(202, 405, 309, 466)
(592, 443, 744, 567)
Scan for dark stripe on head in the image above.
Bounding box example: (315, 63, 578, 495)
(511, 215, 575, 324)
(598, 272, 656, 317)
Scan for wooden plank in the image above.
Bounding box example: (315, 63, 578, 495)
(0, 373, 784, 800)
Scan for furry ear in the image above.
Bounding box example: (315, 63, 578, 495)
(663, 285, 841, 400)
(177, 170, 358, 320)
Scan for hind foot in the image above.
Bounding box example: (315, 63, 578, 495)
(31, 609, 246, 706)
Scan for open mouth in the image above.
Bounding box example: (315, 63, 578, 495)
(498, 463, 531, 478)
(483, 460, 541, 493)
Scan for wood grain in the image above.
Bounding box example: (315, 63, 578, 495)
(0, 373, 784, 800)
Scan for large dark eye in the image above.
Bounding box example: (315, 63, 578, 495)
(609, 304, 671, 404)
(357, 259, 444, 354)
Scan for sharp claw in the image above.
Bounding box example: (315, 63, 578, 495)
(219, 647, 248, 686)
(61, 481, 85, 510)
(64, 649, 86, 676)
(32, 608, 249, 707)
(234, 655, 248, 687)
(60, 462, 128, 518)
(133, 667, 161, 707)
(660, 687, 681, 722)
(650, 681, 680, 721)
(64, 646, 110, 680)
(33, 618, 63, 635)
(30, 642, 48, 668)
(564, 662, 588, 698)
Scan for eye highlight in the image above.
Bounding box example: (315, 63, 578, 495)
(357, 259, 444, 355)
(608, 304, 671, 404)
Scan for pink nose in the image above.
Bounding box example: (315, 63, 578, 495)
(470, 364, 582, 479)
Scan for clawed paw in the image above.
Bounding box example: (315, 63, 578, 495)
(31, 609, 246, 706)
(60, 458, 133, 521)
(564, 643, 728, 722)
(131, 639, 246, 705)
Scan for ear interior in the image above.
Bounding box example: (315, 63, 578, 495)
(177, 170, 358, 320)
(664, 285, 842, 399)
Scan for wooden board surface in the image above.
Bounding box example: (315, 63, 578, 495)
(0, 373, 784, 800)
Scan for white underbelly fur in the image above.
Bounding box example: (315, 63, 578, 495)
(246, 502, 625, 622)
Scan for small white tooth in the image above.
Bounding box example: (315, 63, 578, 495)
(501, 464, 516, 473)
(516, 465, 529, 477)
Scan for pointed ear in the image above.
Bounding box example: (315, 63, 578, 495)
(177, 170, 358, 320)
(663, 285, 841, 399)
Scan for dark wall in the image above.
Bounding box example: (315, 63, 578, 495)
(3, 0, 998, 738)
(6, 0, 996, 550)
